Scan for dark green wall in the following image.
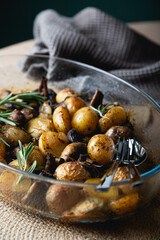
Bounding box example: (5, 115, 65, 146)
(0, 0, 159, 48)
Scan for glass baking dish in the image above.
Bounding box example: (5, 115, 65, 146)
(0, 55, 159, 223)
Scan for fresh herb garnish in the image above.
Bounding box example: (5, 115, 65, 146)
(0, 136, 10, 147)
(0, 91, 46, 109)
(16, 140, 37, 184)
(0, 91, 46, 146)
(90, 103, 114, 117)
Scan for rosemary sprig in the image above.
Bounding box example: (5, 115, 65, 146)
(90, 103, 114, 117)
(0, 136, 10, 147)
(16, 140, 37, 184)
(0, 91, 46, 109)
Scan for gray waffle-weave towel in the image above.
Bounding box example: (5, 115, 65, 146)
(25, 7, 160, 102)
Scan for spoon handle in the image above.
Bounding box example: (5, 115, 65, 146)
(129, 163, 143, 188)
(95, 160, 121, 191)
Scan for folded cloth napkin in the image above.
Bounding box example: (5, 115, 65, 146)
(24, 7, 160, 102)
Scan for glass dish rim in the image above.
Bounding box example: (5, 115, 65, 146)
(0, 54, 159, 188)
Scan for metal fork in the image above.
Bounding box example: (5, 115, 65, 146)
(96, 138, 146, 192)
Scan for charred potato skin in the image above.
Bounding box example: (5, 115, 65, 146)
(71, 107, 99, 135)
(60, 142, 87, 161)
(55, 161, 91, 182)
(39, 131, 69, 157)
(53, 106, 71, 134)
(105, 126, 132, 143)
(87, 134, 115, 165)
(99, 106, 127, 133)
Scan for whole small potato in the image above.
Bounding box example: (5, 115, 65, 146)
(99, 106, 127, 133)
(72, 107, 99, 135)
(105, 126, 132, 143)
(53, 106, 71, 134)
(26, 117, 54, 138)
(19, 146, 45, 168)
(9, 159, 20, 169)
(39, 131, 69, 157)
(39, 101, 52, 119)
(2, 125, 31, 146)
(0, 133, 6, 157)
(87, 134, 115, 165)
(55, 161, 90, 182)
(64, 97, 87, 117)
(109, 193, 139, 215)
(0, 170, 32, 194)
(60, 142, 87, 161)
(46, 184, 81, 215)
(113, 166, 130, 182)
(56, 88, 78, 103)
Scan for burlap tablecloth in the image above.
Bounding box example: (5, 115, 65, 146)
(0, 193, 160, 240)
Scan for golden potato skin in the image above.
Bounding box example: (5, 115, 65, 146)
(65, 97, 87, 117)
(109, 193, 139, 215)
(99, 106, 127, 133)
(87, 134, 115, 165)
(19, 146, 45, 168)
(0, 133, 6, 157)
(113, 166, 130, 182)
(71, 107, 99, 135)
(0, 170, 32, 194)
(105, 126, 132, 143)
(46, 184, 81, 215)
(2, 125, 31, 146)
(56, 88, 78, 103)
(9, 159, 20, 169)
(53, 106, 71, 134)
(39, 131, 69, 157)
(26, 117, 54, 139)
(55, 161, 90, 182)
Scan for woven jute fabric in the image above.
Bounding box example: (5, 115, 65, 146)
(0, 193, 160, 240)
(26, 7, 160, 102)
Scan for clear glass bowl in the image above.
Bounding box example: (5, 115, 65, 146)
(0, 55, 159, 223)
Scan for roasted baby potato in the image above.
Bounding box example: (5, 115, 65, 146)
(46, 184, 81, 215)
(99, 106, 127, 133)
(0, 133, 6, 157)
(2, 125, 31, 146)
(64, 97, 87, 117)
(72, 107, 99, 135)
(53, 106, 71, 134)
(109, 193, 139, 215)
(55, 161, 90, 182)
(39, 101, 52, 119)
(113, 166, 130, 182)
(60, 142, 87, 161)
(87, 134, 115, 165)
(56, 88, 78, 103)
(105, 126, 132, 143)
(26, 117, 54, 138)
(0, 170, 32, 194)
(19, 146, 45, 168)
(39, 131, 69, 157)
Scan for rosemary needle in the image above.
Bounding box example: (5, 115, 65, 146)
(16, 140, 37, 184)
(90, 103, 114, 117)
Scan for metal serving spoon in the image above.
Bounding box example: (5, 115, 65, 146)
(96, 138, 147, 192)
